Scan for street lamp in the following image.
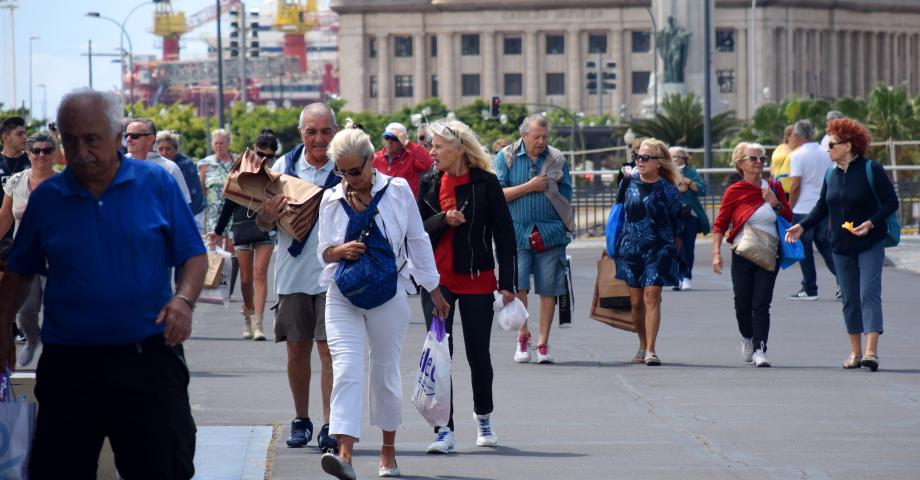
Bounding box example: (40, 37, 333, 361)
(37, 83, 47, 122)
(644, 6, 658, 115)
(29, 35, 39, 123)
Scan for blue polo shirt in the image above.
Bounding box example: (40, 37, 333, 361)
(494, 143, 573, 250)
(7, 155, 206, 345)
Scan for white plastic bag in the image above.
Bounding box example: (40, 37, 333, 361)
(411, 317, 452, 428)
(199, 247, 232, 307)
(493, 292, 529, 331)
(0, 371, 36, 480)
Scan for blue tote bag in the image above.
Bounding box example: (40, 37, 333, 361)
(605, 203, 624, 258)
(776, 215, 804, 269)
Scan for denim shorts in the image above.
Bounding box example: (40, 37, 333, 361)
(234, 238, 275, 251)
(517, 247, 568, 296)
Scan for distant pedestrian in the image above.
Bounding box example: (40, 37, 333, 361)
(613, 138, 683, 366)
(785, 118, 898, 371)
(417, 124, 432, 150)
(199, 129, 239, 296)
(787, 119, 837, 300)
(495, 113, 573, 365)
(0, 88, 206, 479)
(670, 146, 710, 291)
(491, 137, 509, 155)
(373, 122, 434, 198)
(819, 111, 845, 151)
(1, 116, 29, 266)
(317, 125, 449, 480)
(0, 132, 58, 366)
(770, 125, 795, 193)
(712, 142, 792, 368)
(157, 130, 206, 219)
(124, 118, 192, 204)
(417, 119, 517, 453)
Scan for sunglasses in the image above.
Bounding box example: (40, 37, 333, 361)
(333, 156, 370, 177)
(124, 132, 153, 140)
(254, 151, 275, 159)
(30, 146, 54, 155)
(744, 155, 768, 163)
(635, 154, 664, 163)
(827, 141, 846, 149)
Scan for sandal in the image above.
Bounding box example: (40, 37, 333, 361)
(842, 354, 861, 369)
(861, 354, 879, 372)
(631, 349, 647, 363)
(644, 353, 661, 366)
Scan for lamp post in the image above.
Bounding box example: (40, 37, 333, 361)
(644, 6, 658, 115)
(86, 2, 154, 115)
(29, 35, 39, 123)
(37, 83, 47, 122)
(750, 0, 758, 115)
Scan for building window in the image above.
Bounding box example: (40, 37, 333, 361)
(631, 71, 650, 94)
(716, 29, 735, 53)
(588, 33, 607, 54)
(394, 36, 412, 57)
(546, 73, 565, 95)
(369, 75, 377, 98)
(368, 37, 377, 58)
(504, 73, 523, 96)
(431, 74, 438, 97)
(461, 74, 481, 96)
(504, 36, 522, 55)
(717, 70, 735, 93)
(431, 36, 437, 57)
(546, 34, 565, 54)
(461, 34, 480, 56)
(395, 75, 413, 98)
(631, 31, 651, 53)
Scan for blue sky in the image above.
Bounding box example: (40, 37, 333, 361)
(1, 0, 329, 121)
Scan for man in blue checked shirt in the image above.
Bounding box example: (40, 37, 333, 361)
(495, 114, 573, 365)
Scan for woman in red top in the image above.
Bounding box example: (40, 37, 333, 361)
(712, 142, 793, 368)
(417, 119, 517, 454)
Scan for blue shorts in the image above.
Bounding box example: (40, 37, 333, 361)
(517, 247, 568, 296)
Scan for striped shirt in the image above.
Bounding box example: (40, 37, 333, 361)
(494, 143, 572, 250)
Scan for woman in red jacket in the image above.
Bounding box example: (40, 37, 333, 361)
(711, 142, 793, 368)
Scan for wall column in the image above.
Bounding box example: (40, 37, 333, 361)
(437, 32, 455, 109)
(377, 34, 391, 113)
(483, 30, 497, 100)
(413, 33, 427, 103)
(566, 29, 582, 112)
(524, 30, 539, 108)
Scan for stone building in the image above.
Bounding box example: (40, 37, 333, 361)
(330, 0, 920, 118)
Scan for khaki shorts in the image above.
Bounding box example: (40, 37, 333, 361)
(273, 292, 327, 343)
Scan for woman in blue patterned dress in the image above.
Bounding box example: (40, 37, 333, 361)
(614, 138, 684, 366)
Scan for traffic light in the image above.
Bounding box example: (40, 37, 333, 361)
(490, 96, 501, 118)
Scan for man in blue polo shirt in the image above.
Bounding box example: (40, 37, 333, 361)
(0, 88, 207, 479)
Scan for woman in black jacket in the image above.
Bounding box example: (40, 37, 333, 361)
(417, 118, 517, 454)
(786, 118, 898, 371)
(207, 130, 278, 341)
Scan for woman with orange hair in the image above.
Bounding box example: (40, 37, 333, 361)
(785, 118, 898, 371)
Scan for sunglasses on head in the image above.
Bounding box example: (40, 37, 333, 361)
(745, 155, 768, 163)
(124, 132, 153, 140)
(254, 151, 275, 159)
(333, 156, 370, 178)
(30, 146, 54, 155)
(635, 154, 663, 163)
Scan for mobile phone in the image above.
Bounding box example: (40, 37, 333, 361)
(47, 122, 57, 132)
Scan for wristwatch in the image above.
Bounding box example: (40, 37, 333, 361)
(174, 294, 196, 311)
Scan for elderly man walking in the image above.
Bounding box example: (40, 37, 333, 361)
(125, 118, 192, 205)
(373, 122, 433, 198)
(0, 89, 207, 479)
(257, 103, 338, 452)
(495, 114, 573, 364)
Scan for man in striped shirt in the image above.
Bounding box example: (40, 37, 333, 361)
(495, 114, 573, 365)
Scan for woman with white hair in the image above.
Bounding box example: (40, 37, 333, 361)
(198, 129, 239, 294)
(317, 124, 449, 480)
(416, 118, 517, 453)
(712, 142, 793, 368)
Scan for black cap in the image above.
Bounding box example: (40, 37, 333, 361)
(1, 116, 26, 135)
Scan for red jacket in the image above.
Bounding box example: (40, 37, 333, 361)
(712, 179, 793, 244)
(373, 141, 433, 198)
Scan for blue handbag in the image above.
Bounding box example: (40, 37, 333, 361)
(776, 214, 804, 269)
(605, 175, 630, 257)
(334, 180, 399, 310)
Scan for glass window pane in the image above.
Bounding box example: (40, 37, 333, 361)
(546, 34, 565, 55)
(461, 34, 480, 56)
(631, 31, 651, 53)
(504, 73, 523, 96)
(588, 34, 607, 54)
(546, 73, 565, 95)
(462, 74, 481, 96)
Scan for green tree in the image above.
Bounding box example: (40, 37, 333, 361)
(130, 101, 209, 158)
(865, 84, 918, 141)
(625, 93, 739, 148)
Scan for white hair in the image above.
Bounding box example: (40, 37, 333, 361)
(519, 113, 550, 135)
(211, 128, 230, 141)
(327, 126, 374, 164)
(57, 88, 123, 136)
(299, 102, 337, 129)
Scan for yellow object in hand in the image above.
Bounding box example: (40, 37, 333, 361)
(842, 221, 856, 232)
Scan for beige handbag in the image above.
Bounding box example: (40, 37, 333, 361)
(731, 223, 778, 271)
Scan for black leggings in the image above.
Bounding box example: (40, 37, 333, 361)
(731, 252, 779, 352)
(421, 286, 494, 433)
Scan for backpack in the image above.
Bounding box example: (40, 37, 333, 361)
(333, 180, 400, 310)
(824, 161, 900, 247)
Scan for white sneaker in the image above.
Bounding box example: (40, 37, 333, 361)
(17, 338, 40, 367)
(535, 344, 554, 364)
(513, 335, 532, 363)
(426, 427, 455, 454)
(741, 337, 754, 363)
(680, 278, 693, 291)
(475, 413, 498, 447)
(752, 349, 771, 368)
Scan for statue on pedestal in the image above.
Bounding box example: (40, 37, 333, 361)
(656, 16, 691, 84)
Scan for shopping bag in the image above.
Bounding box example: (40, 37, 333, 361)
(605, 203, 624, 259)
(558, 255, 574, 327)
(203, 251, 226, 289)
(0, 371, 36, 480)
(199, 247, 232, 306)
(776, 215, 805, 270)
(411, 317, 452, 428)
(590, 251, 635, 332)
(493, 292, 529, 331)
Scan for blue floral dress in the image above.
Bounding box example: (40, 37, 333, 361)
(614, 175, 684, 288)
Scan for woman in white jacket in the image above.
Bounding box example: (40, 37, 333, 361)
(317, 125, 449, 480)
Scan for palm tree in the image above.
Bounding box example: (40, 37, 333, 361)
(866, 84, 917, 141)
(625, 93, 738, 148)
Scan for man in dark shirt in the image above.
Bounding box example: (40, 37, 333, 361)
(1, 117, 30, 263)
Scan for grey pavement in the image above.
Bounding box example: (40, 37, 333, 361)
(17, 239, 919, 479)
(177, 238, 920, 479)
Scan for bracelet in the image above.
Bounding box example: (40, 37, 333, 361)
(174, 294, 196, 311)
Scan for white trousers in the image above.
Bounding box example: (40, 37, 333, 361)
(325, 283, 410, 440)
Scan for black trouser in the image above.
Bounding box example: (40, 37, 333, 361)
(679, 214, 701, 280)
(793, 213, 837, 295)
(421, 286, 494, 433)
(731, 252, 779, 352)
(29, 335, 196, 480)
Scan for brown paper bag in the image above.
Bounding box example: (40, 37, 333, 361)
(590, 252, 635, 332)
(597, 253, 630, 299)
(204, 252, 225, 289)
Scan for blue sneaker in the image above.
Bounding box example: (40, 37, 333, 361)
(318, 423, 338, 453)
(286, 417, 313, 448)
